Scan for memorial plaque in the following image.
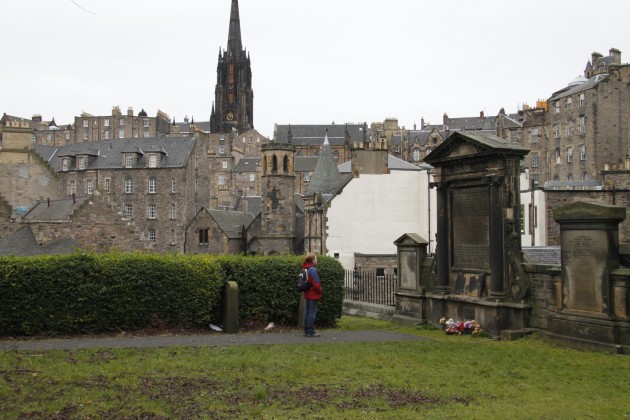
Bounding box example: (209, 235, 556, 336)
(400, 249, 416, 290)
(561, 230, 607, 312)
(451, 187, 489, 270)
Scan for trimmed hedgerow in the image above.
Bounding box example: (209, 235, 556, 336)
(0, 253, 223, 336)
(213, 254, 344, 327)
(0, 253, 344, 337)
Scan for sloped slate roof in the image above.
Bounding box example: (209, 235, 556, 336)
(234, 158, 261, 172)
(549, 74, 608, 101)
(207, 209, 255, 239)
(274, 124, 368, 146)
(22, 195, 91, 222)
(305, 140, 342, 196)
(523, 246, 561, 266)
(0, 227, 81, 256)
(33, 136, 197, 171)
(337, 154, 426, 173)
(294, 156, 319, 172)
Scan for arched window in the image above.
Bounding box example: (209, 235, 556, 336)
(262, 156, 267, 175)
(283, 155, 289, 174)
(413, 148, 420, 162)
(272, 155, 278, 174)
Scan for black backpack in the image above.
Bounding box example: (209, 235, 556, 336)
(296, 268, 312, 292)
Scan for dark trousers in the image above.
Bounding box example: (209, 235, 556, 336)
(304, 298, 318, 336)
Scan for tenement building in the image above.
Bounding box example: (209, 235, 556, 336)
(523, 48, 630, 187)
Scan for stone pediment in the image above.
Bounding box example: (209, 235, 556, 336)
(424, 131, 529, 166)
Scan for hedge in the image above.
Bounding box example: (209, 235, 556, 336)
(0, 253, 344, 337)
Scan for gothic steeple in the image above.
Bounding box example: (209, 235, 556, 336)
(210, 0, 254, 134)
(227, 0, 243, 55)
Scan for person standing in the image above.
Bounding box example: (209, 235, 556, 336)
(302, 254, 322, 337)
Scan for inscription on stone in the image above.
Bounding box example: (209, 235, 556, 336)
(561, 230, 606, 312)
(451, 187, 489, 270)
(400, 249, 416, 290)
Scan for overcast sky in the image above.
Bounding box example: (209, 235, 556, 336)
(2, 0, 629, 138)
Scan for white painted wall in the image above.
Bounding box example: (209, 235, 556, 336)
(325, 169, 436, 270)
(520, 170, 547, 247)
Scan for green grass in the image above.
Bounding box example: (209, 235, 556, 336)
(1, 316, 629, 419)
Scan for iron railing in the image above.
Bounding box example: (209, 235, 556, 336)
(344, 270, 396, 306)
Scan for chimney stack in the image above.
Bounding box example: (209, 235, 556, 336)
(609, 48, 621, 64)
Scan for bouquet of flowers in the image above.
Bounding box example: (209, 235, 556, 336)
(439, 317, 483, 335)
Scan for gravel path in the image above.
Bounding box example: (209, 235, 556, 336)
(0, 330, 427, 351)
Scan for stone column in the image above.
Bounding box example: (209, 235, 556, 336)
(434, 182, 450, 293)
(488, 176, 505, 299)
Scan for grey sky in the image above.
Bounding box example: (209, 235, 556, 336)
(2, 0, 629, 138)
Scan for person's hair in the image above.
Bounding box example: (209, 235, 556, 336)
(303, 254, 317, 264)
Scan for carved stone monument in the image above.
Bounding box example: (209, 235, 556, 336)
(393, 233, 430, 323)
(546, 201, 630, 353)
(424, 131, 530, 336)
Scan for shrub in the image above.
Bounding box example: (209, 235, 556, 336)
(0, 253, 344, 336)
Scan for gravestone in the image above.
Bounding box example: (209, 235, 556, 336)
(546, 201, 630, 353)
(423, 131, 531, 336)
(393, 233, 429, 323)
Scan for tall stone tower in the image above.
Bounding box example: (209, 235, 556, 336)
(210, 0, 254, 134)
(259, 140, 297, 254)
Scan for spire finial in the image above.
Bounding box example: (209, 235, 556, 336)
(227, 0, 243, 54)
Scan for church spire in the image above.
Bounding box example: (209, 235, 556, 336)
(227, 0, 242, 54)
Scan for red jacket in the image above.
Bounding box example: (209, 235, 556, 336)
(302, 262, 322, 300)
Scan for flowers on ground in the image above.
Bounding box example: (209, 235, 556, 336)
(439, 317, 484, 335)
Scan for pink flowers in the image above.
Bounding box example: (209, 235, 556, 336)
(439, 317, 484, 335)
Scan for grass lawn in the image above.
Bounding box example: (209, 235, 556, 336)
(1, 316, 629, 419)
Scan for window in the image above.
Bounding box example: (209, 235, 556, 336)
(104, 119, 110, 127)
(579, 93, 586, 107)
(567, 120, 574, 137)
(62, 158, 70, 171)
(119, 128, 125, 138)
(413, 149, 420, 162)
(148, 229, 156, 244)
(104, 178, 111, 193)
(519, 204, 525, 234)
(86, 179, 94, 195)
(249, 173, 255, 182)
(531, 152, 539, 168)
(77, 156, 86, 170)
(554, 123, 561, 139)
(510, 130, 517, 143)
(531, 128, 538, 143)
(148, 154, 158, 168)
(68, 180, 75, 195)
(219, 145, 225, 154)
(555, 101, 560, 114)
(143, 119, 150, 128)
(567, 147, 574, 163)
(104, 130, 110, 140)
(222, 160, 228, 169)
(170, 203, 176, 219)
(148, 204, 157, 219)
(579, 144, 586, 161)
(124, 204, 133, 217)
(83, 120, 89, 128)
(170, 229, 176, 245)
(83, 130, 88, 141)
(119, 118, 125, 126)
(304, 174, 311, 182)
(218, 174, 225, 185)
(65, 132, 70, 141)
(531, 173, 539, 187)
(237, 188, 244, 196)
(148, 178, 156, 194)
(199, 229, 209, 245)
(566, 97, 573, 110)
(125, 154, 134, 168)
(144, 130, 150, 138)
(555, 148, 561, 165)
(125, 178, 133, 194)
(46, 133, 52, 142)
(579, 116, 586, 134)
(171, 179, 176, 193)
(219, 135, 225, 142)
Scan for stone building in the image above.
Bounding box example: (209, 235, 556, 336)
(29, 134, 211, 253)
(74, 106, 171, 143)
(525, 48, 630, 187)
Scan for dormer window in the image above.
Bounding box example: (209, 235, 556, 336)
(62, 158, 71, 171)
(77, 156, 86, 170)
(148, 154, 158, 168)
(124, 154, 134, 168)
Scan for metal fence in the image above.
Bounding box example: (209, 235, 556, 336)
(344, 270, 396, 306)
